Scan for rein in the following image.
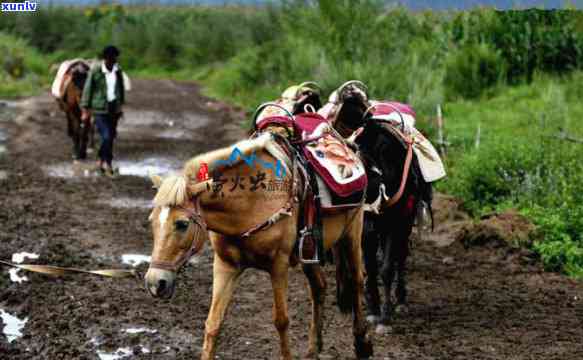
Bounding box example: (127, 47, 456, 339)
(241, 138, 300, 238)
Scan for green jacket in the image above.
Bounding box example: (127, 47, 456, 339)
(80, 64, 125, 114)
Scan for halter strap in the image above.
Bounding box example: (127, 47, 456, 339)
(149, 199, 208, 272)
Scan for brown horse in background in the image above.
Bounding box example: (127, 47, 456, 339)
(144, 133, 374, 359)
(57, 62, 94, 160)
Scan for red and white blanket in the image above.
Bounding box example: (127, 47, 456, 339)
(257, 112, 367, 198)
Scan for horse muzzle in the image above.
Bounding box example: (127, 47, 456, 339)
(145, 268, 176, 299)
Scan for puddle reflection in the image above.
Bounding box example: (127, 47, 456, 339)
(0, 309, 28, 343)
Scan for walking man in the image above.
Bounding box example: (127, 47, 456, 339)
(81, 45, 125, 177)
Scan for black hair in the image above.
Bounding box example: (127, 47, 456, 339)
(102, 45, 120, 59)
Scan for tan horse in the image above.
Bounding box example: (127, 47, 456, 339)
(144, 133, 373, 359)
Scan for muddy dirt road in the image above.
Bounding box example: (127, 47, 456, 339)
(1, 79, 582, 360)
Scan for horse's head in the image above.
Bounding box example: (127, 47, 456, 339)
(329, 81, 370, 137)
(145, 174, 209, 299)
(284, 81, 323, 114)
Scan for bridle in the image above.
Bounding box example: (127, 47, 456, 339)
(149, 198, 208, 272)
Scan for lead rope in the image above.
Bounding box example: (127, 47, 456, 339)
(0, 259, 138, 278)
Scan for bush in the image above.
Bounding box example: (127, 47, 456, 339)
(0, 32, 48, 97)
(444, 43, 506, 100)
(449, 9, 583, 84)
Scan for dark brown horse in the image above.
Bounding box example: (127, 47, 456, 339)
(56, 62, 94, 160)
(323, 81, 433, 333)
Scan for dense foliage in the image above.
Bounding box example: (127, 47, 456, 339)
(1, 2, 582, 276)
(0, 33, 47, 97)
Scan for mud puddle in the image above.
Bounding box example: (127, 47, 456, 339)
(97, 346, 152, 360)
(6, 253, 40, 284)
(119, 110, 211, 132)
(91, 328, 156, 359)
(124, 327, 157, 335)
(121, 254, 151, 267)
(0, 309, 28, 343)
(42, 161, 100, 179)
(99, 197, 152, 210)
(43, 157, 180, 179)
(116, 157, 181, 177)
(8, 269, 28, 284)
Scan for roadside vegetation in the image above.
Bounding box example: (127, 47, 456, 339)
(0, 33, 48, 97)
(1, 1, 582, 277)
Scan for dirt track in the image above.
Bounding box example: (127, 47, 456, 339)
(1, 79, 582, 360)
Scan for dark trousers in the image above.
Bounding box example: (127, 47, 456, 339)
(95, 112, 117, 165)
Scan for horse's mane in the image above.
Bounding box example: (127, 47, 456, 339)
(153, 132, 291, 207)
(153, 175, 188, 207)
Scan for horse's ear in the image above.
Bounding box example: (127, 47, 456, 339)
(150, 174, 163, 189)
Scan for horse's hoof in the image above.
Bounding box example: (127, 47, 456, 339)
(366, 315, 380, 325)
(355, 337, 374, 359)
(375, 324, 393, 334)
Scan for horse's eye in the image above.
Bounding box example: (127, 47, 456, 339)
(175, 220, 190, 232)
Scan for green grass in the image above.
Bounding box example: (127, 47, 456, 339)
(0, 33, 49, 98)
(440, 74, 583, 277)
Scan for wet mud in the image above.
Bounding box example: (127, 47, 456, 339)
(1, 80, 582, 359)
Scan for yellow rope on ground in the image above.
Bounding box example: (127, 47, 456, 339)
(0, 260, 138, 278)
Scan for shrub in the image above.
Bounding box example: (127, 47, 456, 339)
(0, 33, 48, 97)
(444, 43, 506, 100)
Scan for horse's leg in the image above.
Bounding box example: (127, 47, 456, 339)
(201, 255, 241, 360)
(302, 264, 327, 358)
(362, 216, 381, 324)
(66, 112, 74, 138)
(271, 256, 292, 360)
(395, 224, 413, 314)
(345, 212, 373, 359)
(68, 113, 81, 160)
(379, 228, 396, 331)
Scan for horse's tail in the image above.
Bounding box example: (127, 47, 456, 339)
(334, 241, 355, 315)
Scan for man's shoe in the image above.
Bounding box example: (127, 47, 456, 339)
(104, 168, 115, 178)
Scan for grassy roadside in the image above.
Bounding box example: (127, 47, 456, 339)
(0, 33, 50, 98)
(440, 73, 583, 277)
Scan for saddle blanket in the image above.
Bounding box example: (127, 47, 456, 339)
(257, 112, 367, 199)
(51, 59, 88, 98)
(371, 101, 446, 183)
